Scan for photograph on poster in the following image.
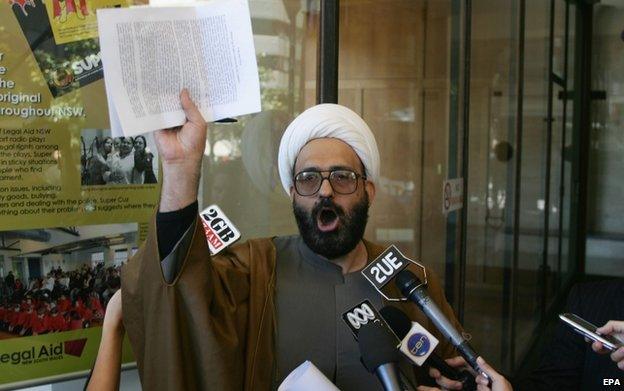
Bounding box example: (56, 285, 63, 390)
(9, 0, 107, 97)
(80, 128, 159, 186)
(0, 222, 137, 340)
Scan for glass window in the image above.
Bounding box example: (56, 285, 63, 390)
(338, 0, 458, 287)
(464, 0, 521, 370)
(585, 3, 624, 277)
(200, 0, 319, 239)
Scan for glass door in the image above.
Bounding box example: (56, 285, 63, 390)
(544, 0, 575, 308)
(462, 0, 576, 372)
(585, 2, 624, 277)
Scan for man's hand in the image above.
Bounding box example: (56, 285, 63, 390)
(475, 357, 513, 391)
(154, 89, 207, 165)
(422, 356, 469, 390)
(155, 89, 207, 212)
(591, 320, 624, 370)
(417, 356, 513, 391)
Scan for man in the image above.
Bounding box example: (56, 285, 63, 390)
(121, 90, 463, 390)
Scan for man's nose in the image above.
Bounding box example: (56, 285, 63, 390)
(317, 177, 334, 197)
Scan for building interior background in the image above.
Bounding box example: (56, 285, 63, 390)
(0, 0, 622, 389)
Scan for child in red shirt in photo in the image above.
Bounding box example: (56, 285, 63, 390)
(7, 306, 20, 332)
(48, 307, 68, 332)
(68, 310, 84, 330)
(0, 304, 6, 330)
(32, 307, 51, 335)
(57, 295, 71, 314)
(89, 292, 105, 320)
(17, 306, 35, 336)
(78, 302, 93, 328)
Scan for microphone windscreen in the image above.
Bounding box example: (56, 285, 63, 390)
(358, 321, 401, 372)
(395, 269, 422, 295)
(380, 306, 411, 339)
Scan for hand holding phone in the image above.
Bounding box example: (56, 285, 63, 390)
(559, 313, 623, 352)
(595, 320, 624, 371)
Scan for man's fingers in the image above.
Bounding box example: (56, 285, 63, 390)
(610, 346, 624, 362)
(416, 386, 441, 391)
(476, 356, 499, 380)
(597, 320, 624, 335)
(446, 356, 468, 368)
(476, 357, 515, 391)
(591, 340, 610, 354)
(429, 362, 463, 390)
(476, 374, 489, 385)
(434, 376, 464, 390)
(180, 88, 205, 126)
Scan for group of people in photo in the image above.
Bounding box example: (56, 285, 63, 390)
(81, 135, 157, 186)
(0, 264, 121, 337)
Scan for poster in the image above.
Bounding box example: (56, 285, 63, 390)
(1, 0, 151, 387)
(0, 222, 137, 386)
(0, 0, 157, 232)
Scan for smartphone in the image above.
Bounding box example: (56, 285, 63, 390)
(559, 313, 622, 351)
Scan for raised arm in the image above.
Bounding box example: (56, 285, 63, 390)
(155, 89, 207, 212)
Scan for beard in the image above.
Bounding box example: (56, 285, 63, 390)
(293, 192, 369, 259)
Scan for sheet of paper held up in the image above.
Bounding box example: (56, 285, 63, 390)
(97, 0, 261, 137)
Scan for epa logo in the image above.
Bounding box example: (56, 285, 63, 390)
(603, 378, 621, 386)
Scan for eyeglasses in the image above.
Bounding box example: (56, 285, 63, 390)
(293, 169, 366, 196)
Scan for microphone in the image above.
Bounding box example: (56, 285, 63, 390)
(358, 321, 403, 391)
(394, 270, 491, 384)
(199, 204, 241, 255)
(380, 306, 477, 390)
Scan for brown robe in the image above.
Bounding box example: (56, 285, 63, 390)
(122, 215, 463, 390)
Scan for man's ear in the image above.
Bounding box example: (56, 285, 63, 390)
(290, 185, 296, 202)
(365, 180, 376, 203)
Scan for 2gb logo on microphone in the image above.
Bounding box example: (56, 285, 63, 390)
(200, 205, 241, 255)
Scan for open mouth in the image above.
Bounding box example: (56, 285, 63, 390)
(317, 207, 340, 232)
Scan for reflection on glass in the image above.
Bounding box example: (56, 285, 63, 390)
(465, 0, 578, 372)
(338, 0, 455, 286)
(585, 4, 624, 277)
(464, 0, 521, 371)
(201, 0, 319, 239)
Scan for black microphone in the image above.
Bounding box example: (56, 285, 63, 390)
(358, 321, 403, 391)
(395, 270, 491, 384)
(380, 306, 477, 390)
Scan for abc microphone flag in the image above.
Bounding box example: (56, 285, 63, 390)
(342, 299, 397, 340)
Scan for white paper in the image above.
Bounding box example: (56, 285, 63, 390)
(97, 0, 261, 137)
(278, 361, 340, 391)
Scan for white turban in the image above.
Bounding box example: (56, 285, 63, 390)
(278, 104, 380, 194)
